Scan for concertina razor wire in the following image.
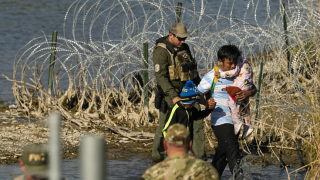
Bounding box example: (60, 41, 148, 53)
(11, 0, 320, 145)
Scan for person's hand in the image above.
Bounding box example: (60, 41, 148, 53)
(172, 97, 181, 104)
(214, 72, 220, 78)
(206, 98, 216, 109)
(198, 94, 205, 105)
(235, 90, 251, 101)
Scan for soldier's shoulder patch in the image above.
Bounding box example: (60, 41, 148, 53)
(155, 64, 160, 72)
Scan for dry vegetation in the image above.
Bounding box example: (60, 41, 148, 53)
(4, 0, 320, 179)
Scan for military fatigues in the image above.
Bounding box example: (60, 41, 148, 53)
(142, 153, 219, 180)
(152, 36, 206, 162)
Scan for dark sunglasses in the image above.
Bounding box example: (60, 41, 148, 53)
(177, 36, 187, 41)
(172, 34, 187, 41)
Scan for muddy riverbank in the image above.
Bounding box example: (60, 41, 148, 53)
(0, 102, 306, 171)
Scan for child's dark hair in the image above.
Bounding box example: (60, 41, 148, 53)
(217, 45, 242, 63)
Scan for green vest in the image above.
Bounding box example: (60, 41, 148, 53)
(153, 41, 199, 82)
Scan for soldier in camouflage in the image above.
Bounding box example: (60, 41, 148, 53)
(142, 124, 219, 180)
(152, 22, 212, 163)
(14, 144, 49, 180)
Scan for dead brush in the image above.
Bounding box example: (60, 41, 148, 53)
(241, 9, 320, 177)
(5, 1, 320, 177)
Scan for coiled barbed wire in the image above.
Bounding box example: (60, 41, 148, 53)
(12, 0, 320, 149)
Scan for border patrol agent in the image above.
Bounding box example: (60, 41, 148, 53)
(142, 124, 219, 180)
(152, 23, 207, 163)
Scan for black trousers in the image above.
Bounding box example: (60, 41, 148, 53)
(211, 124, 242, 177)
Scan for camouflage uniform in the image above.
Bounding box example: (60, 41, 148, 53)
(152, 23, 206, 162)
(142, 153, 219, 180)
(14, 144, 67, 180)
(144, 124, 219, 180)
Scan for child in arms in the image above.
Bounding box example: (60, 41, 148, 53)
(215, 56, 254, 139)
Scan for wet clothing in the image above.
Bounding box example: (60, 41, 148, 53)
(211, 124, 241, 176)
(152, 36, 206, 162)
(162, 101, 213, 139)
(198, 67, 243, 178)
(142, 153, 219, 180)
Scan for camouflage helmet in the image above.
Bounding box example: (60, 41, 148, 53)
(165, 124, 190, 145)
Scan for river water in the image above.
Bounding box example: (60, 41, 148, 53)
(0, 0, 307, 179)
(0, 157, 307, 180)
(0, 0, 284, 101)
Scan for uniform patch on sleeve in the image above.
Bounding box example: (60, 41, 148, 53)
(155, 64, 160, 72)
(182, 53, 189, 59)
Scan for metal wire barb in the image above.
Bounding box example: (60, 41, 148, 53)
(10, 0, 320, 158)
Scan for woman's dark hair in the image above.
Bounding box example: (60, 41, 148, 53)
(217, 45, 242, 63)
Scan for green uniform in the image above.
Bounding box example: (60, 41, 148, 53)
(142, 153, 219, 180)
(152, 36, 206, 162)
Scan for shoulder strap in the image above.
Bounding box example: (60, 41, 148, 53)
(154, 43, 176, 67)
(210, 66, 219, 96)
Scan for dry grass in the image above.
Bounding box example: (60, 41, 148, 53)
(5, 0, 320, 178)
